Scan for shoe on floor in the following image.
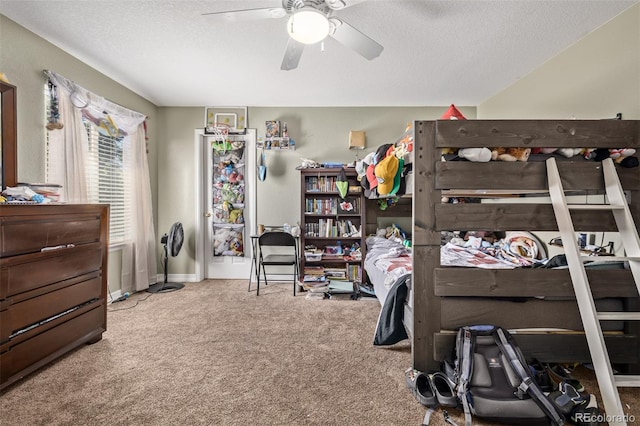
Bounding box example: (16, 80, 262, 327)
(405, 368, 438, 408)
(529, 359, 554, 392)
(548, 381, 587, 415)
(430, 371, 458, 408)
(570, 394, 602, 426)
(545, 363, 585, 392)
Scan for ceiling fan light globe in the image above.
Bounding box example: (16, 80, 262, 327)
(287, 8, 330, 44)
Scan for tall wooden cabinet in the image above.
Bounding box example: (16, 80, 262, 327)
(299, 168, 366, 285)
(0, 204, 109, 390)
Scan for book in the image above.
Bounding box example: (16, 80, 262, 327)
(328, 280, 354, 293)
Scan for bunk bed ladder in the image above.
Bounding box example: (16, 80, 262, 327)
(546, 157, 640, 426)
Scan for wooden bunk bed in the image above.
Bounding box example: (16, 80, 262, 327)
(411, 119, 640, 373)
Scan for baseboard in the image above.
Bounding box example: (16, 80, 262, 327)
(108, 289, 123, 304)
(155, 273, 199, 283)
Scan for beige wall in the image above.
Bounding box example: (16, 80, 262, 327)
(249, 107, 476, 228)
(3, 3, 639, 284)
(1, 15, 159, 292)
(478, 4, 639, 257)
(478, 3, 639, 120)
(157, 106, 476, 277)
(155, 106, 203, 276)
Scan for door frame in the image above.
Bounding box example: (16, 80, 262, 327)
(194, 128, 257, 281)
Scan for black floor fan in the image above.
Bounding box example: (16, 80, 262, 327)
(148, 222, 185, 293)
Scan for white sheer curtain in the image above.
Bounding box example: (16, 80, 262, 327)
(46, 83, 90, 203)
(45, 70, 157, 292)
(121, 124, 158, 292)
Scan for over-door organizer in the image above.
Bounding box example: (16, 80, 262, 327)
(299, 168, 367, 285)
(0, 204, 109, 390)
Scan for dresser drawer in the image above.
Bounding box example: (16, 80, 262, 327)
(0, 274, 102, 342)
(0, 213, 102, 257)
(0, 245, 103, 298)
(0, 304, 104, 387)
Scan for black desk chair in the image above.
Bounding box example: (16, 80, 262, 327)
(257, 231, 299, 296)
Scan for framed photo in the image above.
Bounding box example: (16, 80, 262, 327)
(265, 120, 280, 138)
(204, 106, 247, 134)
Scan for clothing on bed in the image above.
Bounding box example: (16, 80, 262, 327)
(365, 236, 412, 289)
(373, 274, 410, 345)
(366, 230, 547, 295)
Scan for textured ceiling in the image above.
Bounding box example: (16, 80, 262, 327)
(1, 0, 637, 107)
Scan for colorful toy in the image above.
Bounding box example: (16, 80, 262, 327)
(491, 147, 531, 162)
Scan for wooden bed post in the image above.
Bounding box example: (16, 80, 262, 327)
(412, 120, 442, 372)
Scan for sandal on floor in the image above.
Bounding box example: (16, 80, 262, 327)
(545, 363, 585, 392)
(548, 381, 587, 416)
(430, 371, 458, 407)
(405, 368, 438, 408)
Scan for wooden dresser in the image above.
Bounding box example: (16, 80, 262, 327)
(0, 204, 109, 390)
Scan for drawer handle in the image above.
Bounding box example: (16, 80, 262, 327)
(41, 244, 76, 252)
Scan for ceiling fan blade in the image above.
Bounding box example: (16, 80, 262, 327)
(328, 17, 383, 60)
(281, 38, 305, 71)
(324, 0, 368, 10)
(202, 7, 287, 22)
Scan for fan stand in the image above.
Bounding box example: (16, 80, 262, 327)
(147, 242, 185, 294)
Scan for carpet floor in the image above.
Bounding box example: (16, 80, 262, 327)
(0, 279, 638, 425)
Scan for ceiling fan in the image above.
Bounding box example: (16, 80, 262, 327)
(203, 0, 383, 70)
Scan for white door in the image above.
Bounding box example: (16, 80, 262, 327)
(199, 128, 256, 279)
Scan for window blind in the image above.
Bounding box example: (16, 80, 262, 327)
(84, 122, 130, 244)
(45, 90, 131, 245)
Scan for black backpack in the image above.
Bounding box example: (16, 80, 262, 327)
(448, 325, 564, 426)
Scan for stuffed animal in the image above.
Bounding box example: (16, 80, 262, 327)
(582, 148, 597, 160)
(229, 208, 244, 224)
(556, 148, 583, 158)
(491, 147, 531, 162)
(609, 148, 636, 160)
(227, 169, 243, 184)
(228, 237, 243, 256)
(589, 148, 639, 168)
(213, 227, 232, 255)
(458, 147, 492, 162)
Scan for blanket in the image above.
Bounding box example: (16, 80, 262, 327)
(373, 274, 410, 345)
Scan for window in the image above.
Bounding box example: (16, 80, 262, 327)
(84, 122, 130, 244)
(46, 96, 131, 245)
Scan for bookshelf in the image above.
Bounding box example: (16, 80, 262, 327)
(299, 168, 367, 289)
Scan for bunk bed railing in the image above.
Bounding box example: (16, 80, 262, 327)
(412, 119, 640, 373)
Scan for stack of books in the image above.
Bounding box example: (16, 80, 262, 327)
(324, 267, 347, 280)
(303, 265, 326, 284)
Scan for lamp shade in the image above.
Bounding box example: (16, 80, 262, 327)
(287, 8, 330, 44)
(349, 130, 366, 149)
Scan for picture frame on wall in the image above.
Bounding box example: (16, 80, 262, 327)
(204, 106, 248, 134)
(265, 120, 280, 138)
